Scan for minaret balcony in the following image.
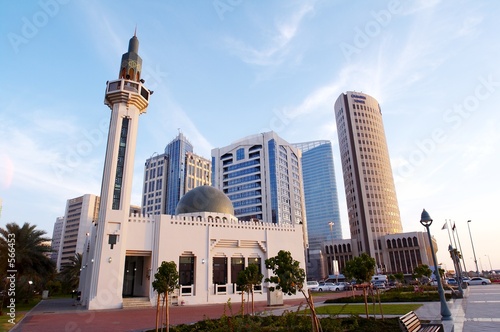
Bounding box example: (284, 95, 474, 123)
(104, 79, 150, 113)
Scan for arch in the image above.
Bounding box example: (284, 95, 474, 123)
(413, 237, 418, 246)
(325, 245, 330, 254)
(402, 238, 407, 247)
(392, 239, 396, 248)
(387, 239, 392, 249)
(397, 238, 402, 248)
(408, 237, 413, 247)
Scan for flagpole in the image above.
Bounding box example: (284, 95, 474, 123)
(454, 223, 468, 276)
(445, 219, 453, 247)
(451, 220, 459, 250)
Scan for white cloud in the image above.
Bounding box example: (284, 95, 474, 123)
(224, 1, 315, 66)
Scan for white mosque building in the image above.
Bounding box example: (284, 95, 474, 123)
(78, 34, 305, 310)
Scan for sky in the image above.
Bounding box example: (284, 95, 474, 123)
(1, 0, 499, 273)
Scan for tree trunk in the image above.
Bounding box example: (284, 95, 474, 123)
(377, 288, 384, 320)
(302, 289, 320, 332)
(363, 287, 369, 319)
(241, 289, 245, 315)
(155, 293, 160, 332)
(165, 292, 170, 332)
(251, 288, 255, 315)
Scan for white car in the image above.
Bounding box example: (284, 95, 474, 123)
(306, 281, 319, 290)
(466, 277, 491, 285)
(313, 282, 345, 292)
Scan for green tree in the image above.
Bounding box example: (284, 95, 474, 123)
(236, 263, 263, 315)
(265, 250, 320, 332)
(0, 222, 55, 303)
(344, 253, 376, 319)
(394, 272, 405, 286)
(413, 264, 432, 285)
(59, 253, 82, 293)
(152, 261, 179, 332)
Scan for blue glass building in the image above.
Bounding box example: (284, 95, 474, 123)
(142, 133, 211, 215)
(293, 140, 342, 251)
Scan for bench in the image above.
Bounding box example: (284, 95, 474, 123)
(399, 311, 444, 332)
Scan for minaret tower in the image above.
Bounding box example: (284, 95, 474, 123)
(87, 33, 151, 310)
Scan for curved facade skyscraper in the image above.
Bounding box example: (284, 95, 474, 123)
(334, 91, 402, 268)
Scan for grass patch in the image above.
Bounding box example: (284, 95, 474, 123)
(313, 303, 422, 315)
(0, 313, 25, 332)
(325, 289, 452, 304)
(0, 297, 41, 332)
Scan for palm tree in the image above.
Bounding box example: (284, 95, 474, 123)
(0, 222, 55, 302)
(60, 253, 83, 293)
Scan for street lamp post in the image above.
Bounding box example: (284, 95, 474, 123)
(420, 209, 452, 321)
(28, 280, 33, 303)
(328, 222, 338, 284)
(467, 220, 480, 277)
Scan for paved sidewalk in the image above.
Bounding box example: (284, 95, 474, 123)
(412, 284, 500, 332)
(10, 285, 500, 331)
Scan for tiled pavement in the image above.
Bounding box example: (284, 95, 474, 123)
(10, 284, 500, 331)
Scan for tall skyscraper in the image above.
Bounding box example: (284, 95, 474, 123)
(50, 216, 64, 264)
(87, 33, 152, 309)
(293, 140, 342, 251)
(142, 133, 211, 215)
(212, 132, 307, 230)
(56, 195, 99, 271)
(334, 91, 402, 267)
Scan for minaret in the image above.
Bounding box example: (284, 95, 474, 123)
(86, 33, 151, 310)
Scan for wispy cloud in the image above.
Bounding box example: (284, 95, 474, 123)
(224, 1, 315, 66)
(0, 112, 103, 199)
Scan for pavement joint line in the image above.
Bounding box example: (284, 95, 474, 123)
(465, 318, 500, 322)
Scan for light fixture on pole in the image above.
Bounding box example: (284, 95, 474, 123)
(420, 209, 452, 321)
(328, 221, 338, 284)
(467, 220, 480, 277)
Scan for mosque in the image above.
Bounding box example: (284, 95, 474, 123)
(78, 34, 305, 310)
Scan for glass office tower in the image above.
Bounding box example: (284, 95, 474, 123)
(293, 140, 342, 251)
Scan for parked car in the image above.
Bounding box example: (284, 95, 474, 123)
(330, 283, 346, 292)
(466, 277, 491, 285)
(446, 278, 457, 285)
(306, 281, 319, 290)
(313, 282, 344, 292)
(372, 280, 386, 289)
(337, 282, 352, 290)
(352, 281, 371, 289)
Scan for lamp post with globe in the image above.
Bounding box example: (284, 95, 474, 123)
(328, 222, 338, 284)
(420, 209, 452, 321)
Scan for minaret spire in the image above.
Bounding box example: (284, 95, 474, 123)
(119, 32, 142, 82)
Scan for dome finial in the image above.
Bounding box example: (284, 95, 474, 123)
(134, 25, 137, 37)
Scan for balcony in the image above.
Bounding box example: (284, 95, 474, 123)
(104, 79, 150, 112)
